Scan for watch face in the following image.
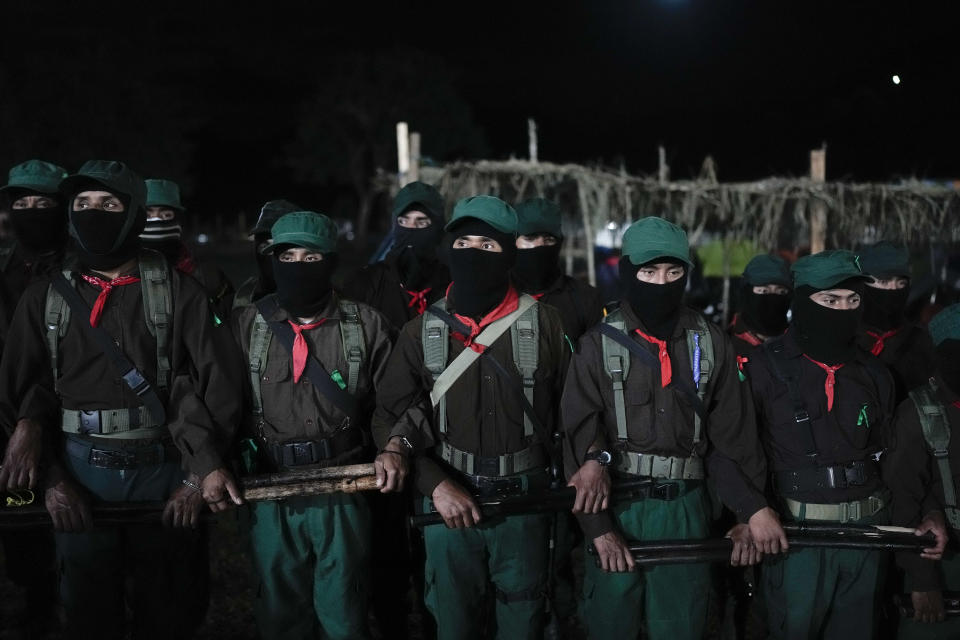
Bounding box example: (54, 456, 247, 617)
(598, 450, 612, 465)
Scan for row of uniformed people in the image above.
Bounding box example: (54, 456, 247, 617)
(0, 156, 955, 640)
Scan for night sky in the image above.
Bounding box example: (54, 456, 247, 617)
(2, 1, 957, 227)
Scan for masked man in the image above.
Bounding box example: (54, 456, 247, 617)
(729, 254, 792, 356)
(0, 160, 242, 638)
(233, 199, 302, 308)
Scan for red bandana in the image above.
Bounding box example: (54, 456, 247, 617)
(447, 283, 520, 353)
(80, 274, 141, 327)
(734, 331, 764, 347)
(803, 354, 845, 412)
(635, 329, 672, 387)
(288, 319, 326, 383)
(866, 328, 901, 356)
(404, 287, 432, 315)
(531, 292, 545, 301)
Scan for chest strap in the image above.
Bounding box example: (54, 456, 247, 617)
(436, 441, 547, 478)
(910, 380, 960, 529)
(62, 406, 164, 437)
(774, 460, 880, 494)
(784, 494, 886, 524)
(614, 451, 705, 480)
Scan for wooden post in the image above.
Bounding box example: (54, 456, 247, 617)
(396, 122, 410, 187)
(658, 145, 669, 185)
(809, 146, 827, 254)
(577, 183, 597, 287)
(721, 236, 732, 328)
(528, 118, 538, 163)
(409, 132, 421, 183)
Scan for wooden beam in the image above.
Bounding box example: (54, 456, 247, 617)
(528, 118, 538, 163)
(809, 146, 827, 253)
(396, 122, 410, 187)
(409, 132, 421, 183)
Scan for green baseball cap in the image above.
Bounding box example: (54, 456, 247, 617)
(742, 254, 792, 287)
(930, 304, 960, 347)
(515, 198, 563, 238)
(0, 159, 68, 195)
(621, 217, 693, 267)
(791, 250, 867, 289)
(858, 242, 910, 278)
(392, 181, 445, 223)
(145, 179, 184, 211)
(446, 195, 517, 234)
(262, 211, 339, 254)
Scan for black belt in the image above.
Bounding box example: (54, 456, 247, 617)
(268, 428, 364, 468)
(66, 437, 174, 470)
(774, 460, 879, 493)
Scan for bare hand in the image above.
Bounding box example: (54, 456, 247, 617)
(748, 507, 788, 555)
(431, 479, 481, 529)
(201, 467, 243, 513)
(568, 459, 611, 514)
(375, 438, 410, 493)
(727, 523, 762, 566)
(593, 531, 635, 572)
(162, 478, 206, 528)
(44, 479, 92, 533)
(917, 511, 948, 561)
(912, 590, 946, 623)
(0, 419, 43, 491)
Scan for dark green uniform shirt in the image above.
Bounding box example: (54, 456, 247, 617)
(0, 242, 67, 354)
(523, 273, 603, 344)
(371, 293, 570, 497)
(0, 254, 241, 479)
(342, 253, 451, 331)
(884, 374, 958, 591)
(745, 328, 895, 506)
(562, 304, 769, 540)
(232, 294, 395, 468)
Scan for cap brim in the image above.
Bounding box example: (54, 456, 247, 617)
(260, 234, 335, 255)
(806, 273, 870, 290)
(0, 182, 61, 195)
(445, 215, 514, 234)
(625, 249, 694, 268)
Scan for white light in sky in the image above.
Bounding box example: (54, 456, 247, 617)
(892, 75, 901, 85)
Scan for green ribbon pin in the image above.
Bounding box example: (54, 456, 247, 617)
(857, 404, 870, 428)
(330, 369, 347, 390)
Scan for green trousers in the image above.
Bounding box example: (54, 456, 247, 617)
(581, 482, 712, 640)
(763, 546, 882, 639)
(423, 511, 552, 640)
(57, 437, 208, 640)
(248, 493, 372, 640)
(898, 551, 960, 639)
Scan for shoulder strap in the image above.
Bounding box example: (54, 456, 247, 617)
(44, 270, 73, 393)
(600, 309, 632, 442)
(762, 338, 818, 459)
(138, 250, 172, 392)
(337, 299, 366, 396)
(426, 295, 537, 422)
(233, 277, 257, 310)
(50, 273, 167, 425)
(511, 301, 539, 438)
(248, 311, 274, 418)
(422, 300, 452, 434)
(910, 381, 960, 528)
(685, 315, 715, 446)
(253, 296, 358, 423)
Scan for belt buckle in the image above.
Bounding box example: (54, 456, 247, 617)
(290, 441, 317, 465)
(651, 482, 679, 501)
(474, 456, 500, 477)
(79, 410, 102, 435)
(845, 463, 866, 486)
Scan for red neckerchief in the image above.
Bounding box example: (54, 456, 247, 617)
(736, 354, 750, 374)
(403, 287, 432, 315)
(803, 354, 845, 412)
(174, 244, 197, 276)
(953, 400, 960, 410)
(446, 283, 520, 353)
(635, 329, 672, 387)
(288, 319, 327, 383)
(735, 331, 763, 347)
(866, 328, 901, 356)
(531, 292, 545, 300)
(80, 274, 141, 327)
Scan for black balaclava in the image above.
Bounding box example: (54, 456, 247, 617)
(5, 188, 67, 255)
(619, 257, 687, 340)
(861, 285, 909, 331)
(936, 339, 960, 396)
(390, 203, 445, 289)
(513, 243, 563, 294)
(272, 249, 338, 317)
(255, 234, 277, 293)
(69, 180, 145, 271)
(791, 280, 864, 365)
(141, 211, 183, 262)
(740, 285, 791, 336)
(446, 218, 516, 319)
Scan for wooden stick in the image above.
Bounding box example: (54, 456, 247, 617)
(243, 475, 380, 501)
(240, 463, 376, 489)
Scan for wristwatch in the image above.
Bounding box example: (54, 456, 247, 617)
(584, 449, 613, 466)
(392, 435, 415, 452)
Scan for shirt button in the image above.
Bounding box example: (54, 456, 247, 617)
(657, 408, 665, 415)
(486, 410, 494, 416)
(306, 419, 314, 426)
(262, 375, 269, 381)
(484, 375, 492, 381)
